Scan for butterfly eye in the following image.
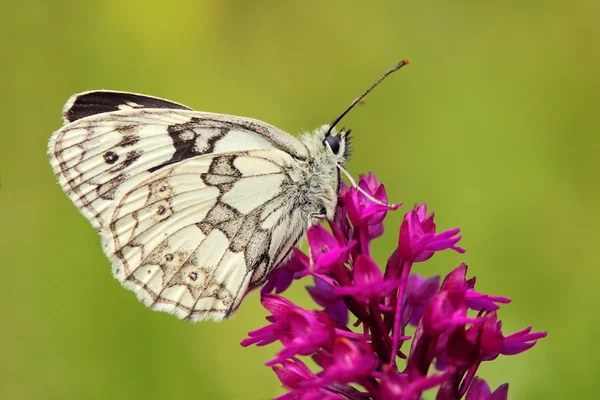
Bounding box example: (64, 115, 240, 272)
(324, 135, 340, 154)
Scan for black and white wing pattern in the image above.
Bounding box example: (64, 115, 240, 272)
(48, 91, 314, 321)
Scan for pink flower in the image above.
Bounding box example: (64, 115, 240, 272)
(241, 295, 335, 366)
(398, 204, 464, 262)
(304, 338, 378, 387)
(273, 357, 317, 389)
(345, 173, 399, 240)
(307, 225, 356, 273)
(334, 255, 401, 301)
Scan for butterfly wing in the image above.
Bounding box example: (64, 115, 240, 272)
(49, 92, 309, 231)
(48, 92, 311, 321)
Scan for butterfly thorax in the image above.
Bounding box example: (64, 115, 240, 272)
(299, 126, 350, 222)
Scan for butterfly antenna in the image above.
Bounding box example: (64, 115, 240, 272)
(326, 59, 409, 136)
(337, 164, 399, 208)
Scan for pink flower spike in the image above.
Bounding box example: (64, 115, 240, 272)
(241, 173, 546, 400)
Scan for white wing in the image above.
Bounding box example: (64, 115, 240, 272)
(48, 92, 313, 321)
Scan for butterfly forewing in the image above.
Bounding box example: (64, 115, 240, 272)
(50, 98, 308, 229)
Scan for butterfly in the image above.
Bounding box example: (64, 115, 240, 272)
(48, 60, 408, 322)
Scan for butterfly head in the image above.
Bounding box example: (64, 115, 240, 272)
(317, 125, 351, 165)
(301, 125, 350, 166)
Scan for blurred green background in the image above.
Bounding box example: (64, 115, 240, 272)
(1, 1, 598, 399)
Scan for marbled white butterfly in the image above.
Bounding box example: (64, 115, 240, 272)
(48, 61, 408, 321)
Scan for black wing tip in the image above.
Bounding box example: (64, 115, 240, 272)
(62, 90, 193, 123)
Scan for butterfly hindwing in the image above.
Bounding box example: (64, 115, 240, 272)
(104, 150, 308, 321)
